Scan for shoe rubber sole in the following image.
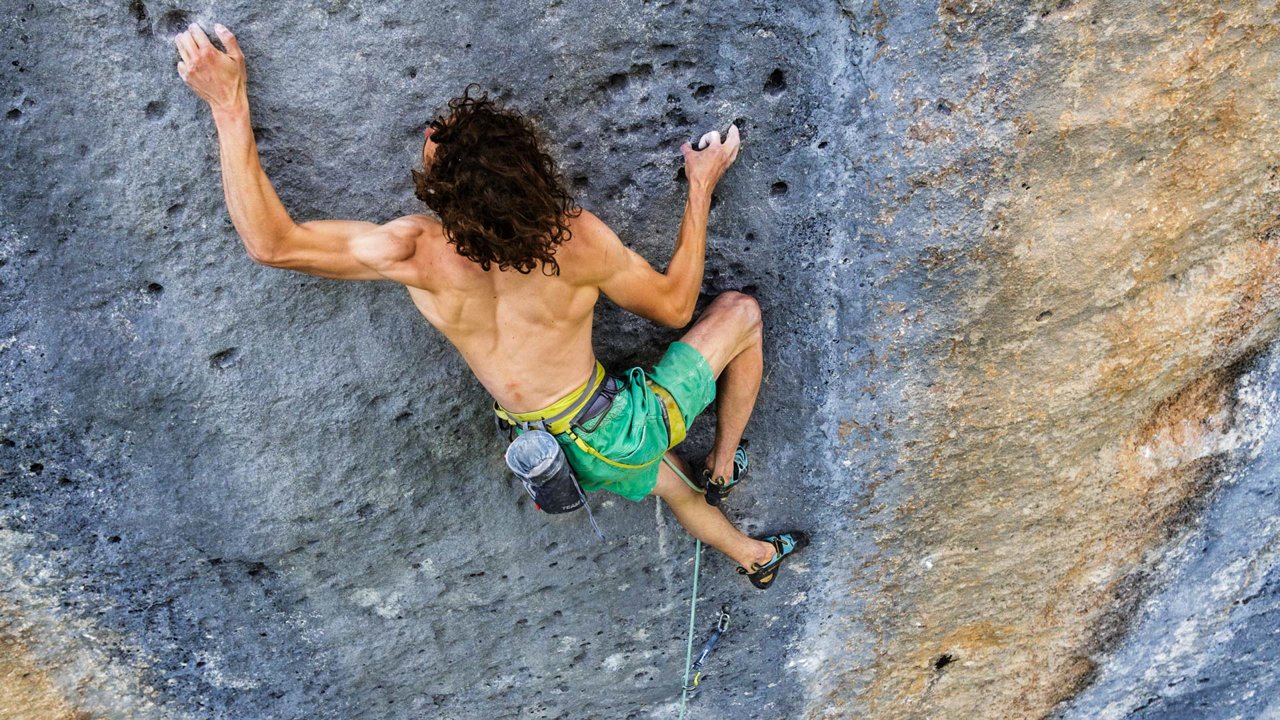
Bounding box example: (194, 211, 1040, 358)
(704, 440, 749, 506)
(738, 530, 810, 590)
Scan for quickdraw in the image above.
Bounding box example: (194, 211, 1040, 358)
(684, 606, 731, 691)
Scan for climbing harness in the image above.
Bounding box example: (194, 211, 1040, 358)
(495, 362, 688, 543)
(493, 361, 612, 437)
(496, 363, 617, 541)
(558, 371, 685, 472)
(496, 363, 686, 472)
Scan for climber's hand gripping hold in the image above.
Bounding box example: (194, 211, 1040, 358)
(681, 123, 741, 192)
(174, 23, 247, 114)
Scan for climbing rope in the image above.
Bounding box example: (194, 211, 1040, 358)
(661, 454, 704, 720)
(664, 453, 707, 495)
(678, 537, 702, 720)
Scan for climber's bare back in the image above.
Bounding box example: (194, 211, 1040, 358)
(172, 20, 736, 414)
(392, 210, 618, 413)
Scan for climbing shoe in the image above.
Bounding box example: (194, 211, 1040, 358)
(738, 531, 809, 590)
(703, 440, 748, 507)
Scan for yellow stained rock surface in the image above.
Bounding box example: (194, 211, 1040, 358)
(834, 2, 1280, 717)
(0, 631, 88, 720)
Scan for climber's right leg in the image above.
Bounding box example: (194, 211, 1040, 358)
(673, 291, 764, 488)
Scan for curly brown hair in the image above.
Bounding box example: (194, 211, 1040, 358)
(412, 87, 580, 275)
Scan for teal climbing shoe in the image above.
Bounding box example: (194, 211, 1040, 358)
(703, 440, 748, 507)
(738, 531, 809, 590)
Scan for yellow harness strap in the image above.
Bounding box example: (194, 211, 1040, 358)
(495, 365, 687, 471)
(649, 381, 687, 448)
(561, 379, 687, 471)
(493, 362, 606, 436)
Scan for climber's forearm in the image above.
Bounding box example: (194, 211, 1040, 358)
(662, 184, 713, 321)
(210, 98, 298, 264)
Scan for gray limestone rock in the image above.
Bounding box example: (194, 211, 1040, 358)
(4, 1, 1280, 718)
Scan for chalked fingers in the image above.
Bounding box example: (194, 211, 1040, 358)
(174, 30, 195, 63)
(174, 22, 248, 110)
(214, 24, 244, 63)
(187, 23, 212, 51)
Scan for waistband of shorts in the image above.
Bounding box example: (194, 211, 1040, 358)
(493, 361, 608, 435)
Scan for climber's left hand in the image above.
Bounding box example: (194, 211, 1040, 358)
(175, 23, 247, 114)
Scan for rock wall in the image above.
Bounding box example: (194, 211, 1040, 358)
(811, 2, 1280, 717)
(3, 1, 1280, 719)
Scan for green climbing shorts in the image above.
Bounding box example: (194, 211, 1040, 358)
(557, 341, 716, 501)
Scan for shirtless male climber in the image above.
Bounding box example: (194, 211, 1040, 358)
(175, 23, 808, 588)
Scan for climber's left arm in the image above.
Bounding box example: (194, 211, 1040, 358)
(176, 22, 404, 282)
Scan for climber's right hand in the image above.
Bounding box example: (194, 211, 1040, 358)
(681, 123, 741, 192)
(176, 23, 248, 114)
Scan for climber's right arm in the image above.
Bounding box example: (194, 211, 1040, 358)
(594, 126, 741, 328)
(207, 94, 417, 280)
(206, 98, 313, 267)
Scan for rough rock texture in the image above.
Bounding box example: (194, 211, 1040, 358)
(1056, 350, 1280, 720)
(3, 1, 1280, 719)
(815, 2, 1280, 717)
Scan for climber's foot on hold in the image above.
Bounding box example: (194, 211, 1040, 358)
(738, 530, 809, 590)
(702, 440, 748, 506)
